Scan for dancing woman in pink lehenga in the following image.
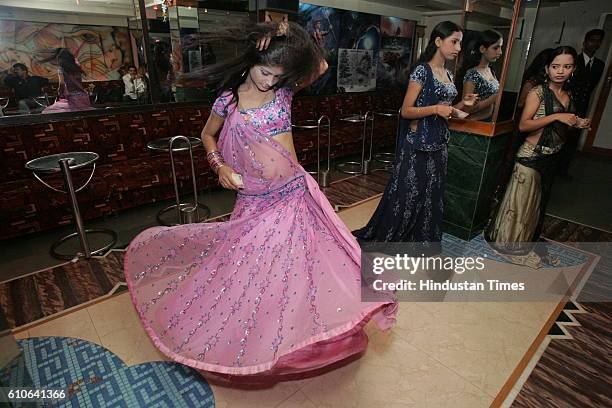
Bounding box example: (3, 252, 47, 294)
(124, 22, 397, 378)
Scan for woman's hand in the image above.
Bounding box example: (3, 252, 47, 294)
(462, 93, 479, 107)
(574, 117, 591, 129)
(218, 165, 243, 190)
(555, 113, 578, 127)
(435, 104, 454, 119)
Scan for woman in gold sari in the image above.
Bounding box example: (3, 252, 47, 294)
(485, 46, 591, 267)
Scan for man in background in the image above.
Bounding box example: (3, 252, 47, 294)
(559, 29, 605, 179)
(122, 65, 147, 103)
(3, 63, 49, 114)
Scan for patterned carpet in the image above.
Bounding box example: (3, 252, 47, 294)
(3, 336, 215, 407)
(0, 251, 125, 329)
(508, 216, 612, 408)
(511, 302, 612, 408)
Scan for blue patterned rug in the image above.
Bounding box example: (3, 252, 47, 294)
(4, 336, 215, 407)
(442, 233, 589, 268)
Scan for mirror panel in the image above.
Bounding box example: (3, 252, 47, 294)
(0, 0, 153, 121)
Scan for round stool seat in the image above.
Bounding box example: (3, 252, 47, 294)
(370, 110, 400, 168)
(340, 114, 372, 123)
(292, 120, 321, 130)
(292, 118, 332, 185)
(147, 137, 202, 152)
(373, 109, 399, 117)
(336, 113, 373, 175)
(26, 152, 99, 173)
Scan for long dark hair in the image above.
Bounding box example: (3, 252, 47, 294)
(417, 21, 463, 65)
(538, 45, 578, 91)
(181, 21, 325, 107)
(522, 48, 554, 86)
(455, 29, 502, 95)
(40, 48, 84, 75)
(58, 48, 83, 74)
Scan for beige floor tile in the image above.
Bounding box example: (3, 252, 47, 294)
(28, 308, 100, 344)
(88, 292, 141, 338)
(468, 301, 559, 330)
(275, 391, 317, 408)
(299, 329, 492, 408)
(97, 323, 167, 366)
(12, 330, 29, 340)
(337, 198, 380, 231)
(394, 301, 552, 398)
(209, 380, 303, 408)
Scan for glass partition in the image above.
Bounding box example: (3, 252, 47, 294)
(496, 0, 541, 122)
(456, 0, 515, 122)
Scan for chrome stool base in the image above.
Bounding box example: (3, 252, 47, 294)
(292, 116, 332, 186)
(51, 228, 117, 261)
(147, 136, 206, 226)
(336, 161, 363, 175)
(374, 152, 395, 164)
(320, 170, 331, 187)
(157, 202, 211, 226)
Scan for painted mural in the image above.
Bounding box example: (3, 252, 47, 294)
(298, 3, 415, 94)
(297, 4, 341, 95)
(378, 16, 415, 89)
(0, 20, 132, 82)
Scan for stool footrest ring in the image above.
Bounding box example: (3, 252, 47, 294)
(157, 202, 211, 226)
(50, 228, 117, 260)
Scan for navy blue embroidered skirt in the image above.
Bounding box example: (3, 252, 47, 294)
(355, 145, 447, 251)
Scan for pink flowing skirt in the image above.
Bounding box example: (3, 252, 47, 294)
(124, 175, 397, 377)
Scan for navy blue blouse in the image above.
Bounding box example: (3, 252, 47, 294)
(402, 63, 458, 151)
(463, 67, 499, 100)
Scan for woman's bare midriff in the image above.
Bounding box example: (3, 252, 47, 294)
(272, 131, 298, 159)
(524, 129, 543, 146)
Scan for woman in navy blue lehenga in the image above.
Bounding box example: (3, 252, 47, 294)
(355, 21, 477, 253)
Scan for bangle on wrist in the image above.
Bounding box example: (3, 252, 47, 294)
(207, 150, 226, 174)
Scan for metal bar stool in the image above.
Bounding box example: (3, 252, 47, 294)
(25, 152, 117, 260)
(292, 115, 332, 187)
(147, 136, 211, 226)
(32, 94, 52, 108)
(0, 97, 9, 116)
(366, 108, 401, 170)
(335, 112, 373, 175)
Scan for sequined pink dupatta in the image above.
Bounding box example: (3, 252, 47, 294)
(124, 98, 396, 376)
(218, 101, 364, 269)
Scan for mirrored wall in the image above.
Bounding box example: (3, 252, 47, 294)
(496, 0, 541, 122)
(0, 0, 153, 118)
(0, 0, 546, 126)
(455, 0, 514, 122)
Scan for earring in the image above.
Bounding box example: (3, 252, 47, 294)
(241, 69, 248, 77)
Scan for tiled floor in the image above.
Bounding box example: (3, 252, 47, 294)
(4, 154, 610, 407)
(9, 198, 591, 408)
